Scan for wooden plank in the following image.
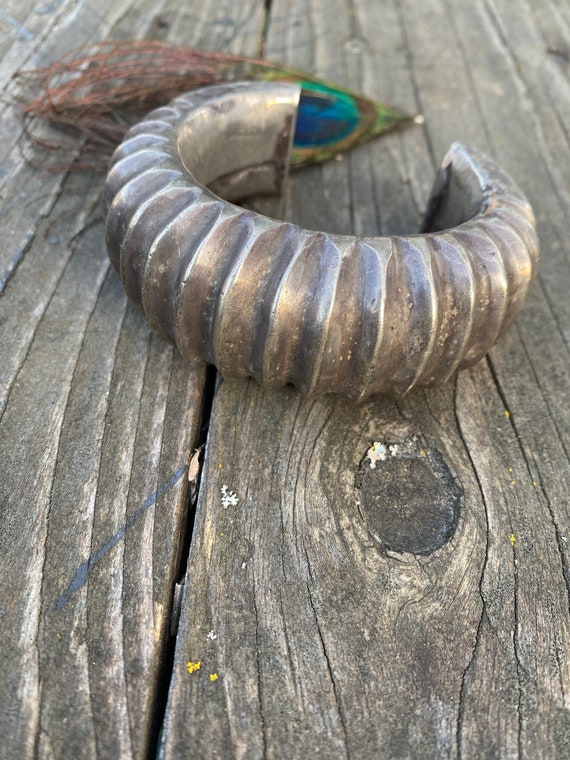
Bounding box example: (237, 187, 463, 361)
(0, 0, 264, 757)
(161, 381, 487, 758)
(161, 0, 570, 757)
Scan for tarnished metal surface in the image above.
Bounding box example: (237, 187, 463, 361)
(103, 81, 539, 400)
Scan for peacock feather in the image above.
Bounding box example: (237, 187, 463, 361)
(22, 41, 418, 171)
(218, 59, 415, 167)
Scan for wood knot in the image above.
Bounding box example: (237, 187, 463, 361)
(355, 436, 462, 555)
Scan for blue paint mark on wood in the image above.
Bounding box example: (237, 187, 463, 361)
(0, 10, 34, 40)
(55, 465, 187, 610)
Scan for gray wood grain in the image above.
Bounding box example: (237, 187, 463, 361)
(161, 0, 570, 757)
(0, 0, 264, 757)
(3, 0, 570, 756)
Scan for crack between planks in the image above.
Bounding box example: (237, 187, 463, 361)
(119, 330, 174, 760)
(148, 363, 218, 760)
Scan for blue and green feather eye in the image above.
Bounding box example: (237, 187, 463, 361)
(250, 63, 416, 168)
(294, 82, 361, 148)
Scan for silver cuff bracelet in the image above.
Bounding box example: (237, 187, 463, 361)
(103, 81, 539, 400)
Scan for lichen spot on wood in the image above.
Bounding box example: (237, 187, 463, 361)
(356, 436, 463, 555)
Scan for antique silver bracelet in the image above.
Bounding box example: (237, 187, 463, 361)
(103, 81, 539, 400)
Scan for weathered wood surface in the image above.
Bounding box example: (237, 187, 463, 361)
(161, 0, 570, 758)
(1, 0, 570, 758)
(0, 1, 261, 758)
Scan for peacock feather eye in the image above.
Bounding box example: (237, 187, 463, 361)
(285, 77, 415, 168)
(252, 63, 416, 167)
(294, 83, 361, 148)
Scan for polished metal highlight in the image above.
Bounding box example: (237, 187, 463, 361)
(103, 81, 539, 400)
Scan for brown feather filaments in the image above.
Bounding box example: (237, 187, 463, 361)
(21, 41, 253, 167)
(20, 40, 415, 172)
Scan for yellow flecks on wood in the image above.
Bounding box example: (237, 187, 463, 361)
(187, 661, 201, 674)
(504, 410, 511, 418)
(511, 480, 516, 486)
(210, 673, 219, 682)
(419, 448, 426, 457)
(533, 480, 538, 488)
(509, 533, 516, 547)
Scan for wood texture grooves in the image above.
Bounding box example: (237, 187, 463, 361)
(0, 0, 265, 757)
(104, 86, 539, 399)
(2, 0, 570, 757)
(160, 0, 570, 757)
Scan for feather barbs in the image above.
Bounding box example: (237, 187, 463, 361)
(21, 40, 417, 170)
